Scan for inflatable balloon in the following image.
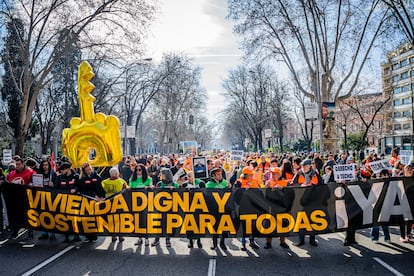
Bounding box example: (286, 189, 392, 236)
(62, 61, 122, 168)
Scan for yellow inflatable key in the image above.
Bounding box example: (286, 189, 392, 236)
(62, 61, 122, 168)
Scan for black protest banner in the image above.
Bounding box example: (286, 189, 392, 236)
(2, 178, 413, 237)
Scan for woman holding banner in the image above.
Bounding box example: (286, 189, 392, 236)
(129, 164, 152, 246)
(400, 165, 413, 243)
(71, 162, 105, 243)
(206, 167, 231, 250)
(151, 168, 178, 247)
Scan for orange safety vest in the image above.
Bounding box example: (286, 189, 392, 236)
(237, 177, 260, 188)
(296, 174, 320, 185)
(284, 172, 294, 182)
(267, 179, 288, 188)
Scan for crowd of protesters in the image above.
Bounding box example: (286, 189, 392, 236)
(0, 147, 413, 251)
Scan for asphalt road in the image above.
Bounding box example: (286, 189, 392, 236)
(0, 227, 413, 276)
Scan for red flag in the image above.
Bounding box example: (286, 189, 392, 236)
(51, 152, 56, 172)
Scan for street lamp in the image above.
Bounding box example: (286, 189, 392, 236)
(342, 124, 347, 152)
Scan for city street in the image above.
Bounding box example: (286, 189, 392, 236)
(0, 227, 412, 276)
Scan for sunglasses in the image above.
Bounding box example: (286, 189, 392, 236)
(137, 168, 142, 172)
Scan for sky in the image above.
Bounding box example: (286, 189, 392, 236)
(144, 0, 243, 125)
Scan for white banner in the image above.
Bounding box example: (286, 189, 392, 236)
(369, 160, 393, 174)
(230, 150, 244, 161)
(333, 164, 356, 181)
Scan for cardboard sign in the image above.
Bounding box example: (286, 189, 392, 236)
(333, 164, 356, 181)
(369, 160, 393, 174)
(2, 149, 12, 164)
(32, 174, 44, 187)
(399, 150, 413, 165)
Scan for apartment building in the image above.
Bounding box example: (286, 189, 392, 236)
(380, 42, 414, 154)
(337, 93, 386, 152)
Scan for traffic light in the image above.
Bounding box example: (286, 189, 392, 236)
(189, 115, 194, 125)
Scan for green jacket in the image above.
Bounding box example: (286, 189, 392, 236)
(205, 179, 229, 189)
(129, 177, 152, 188)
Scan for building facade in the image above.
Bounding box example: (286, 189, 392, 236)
(337, 93, 386, 153)
(380, 42, 414, 154)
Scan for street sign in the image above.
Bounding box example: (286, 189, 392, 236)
(264, 129, 272, 139)
(305, 102, 318, 120)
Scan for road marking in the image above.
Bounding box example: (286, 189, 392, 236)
(207, 258, 216, 276)
(373, 257, 404, 276)
(21, 245, 75, 276)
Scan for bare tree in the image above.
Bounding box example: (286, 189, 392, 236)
(293, 87, 313, 151)
(151, 53, 208, 154)
(0, 0, 155, 155)
(227, 0, 389, 152)
(222, 64, 289, 152)
(382, 0, 414, 44)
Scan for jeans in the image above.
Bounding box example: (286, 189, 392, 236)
(371, 225, 390, 241)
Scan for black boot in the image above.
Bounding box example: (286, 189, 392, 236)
(211, 236, 218, 250)
(188, 239, 194, 248)
(220, 238, 227, 250)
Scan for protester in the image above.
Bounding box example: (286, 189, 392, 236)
(54, 162, 81, 243)
(37, 160, 57, 241)
(71, 162, 105, 243)
(400, 164, 413, 243)
(264, 167, 289, 249)
(129, 163, 152, 246)
(183, 171, 203, 249)
(152, 168, 178, 247)
(234, 166, 260, 250)
(322, 166, 335, 184)
(206, 167, 231, 250)
(0, 167, 6, 236)
(292, 159, 322, 247)
(6, 157, 35, 240)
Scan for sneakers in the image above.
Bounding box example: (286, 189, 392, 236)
(384, 239, 391, 243)
(135, 238, 143, 246)
(400, 237, 409, 243)
(249, 242, 259, 249)
(280, 242, 289, 249)
(264, 242, 272, 249)
(151, 238, 160, 246)
(372, 239, 379, 244)
(188, 240, 194, 248)
(112, 236, 117, 242)
(119, 237, 125, 242)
